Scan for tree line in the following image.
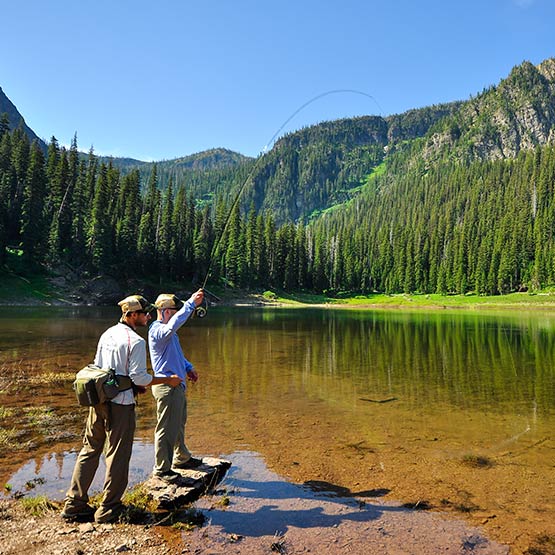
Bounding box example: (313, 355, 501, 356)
(0, 120, 318, 290)
(2, 112, 555, 296)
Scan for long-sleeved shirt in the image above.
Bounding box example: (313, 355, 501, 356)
(148, 299, 196, 387)
(94, 322, 153, 404)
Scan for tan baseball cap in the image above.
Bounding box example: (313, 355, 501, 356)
(118, 295, 155, 314)
(154, 293, 184, 310)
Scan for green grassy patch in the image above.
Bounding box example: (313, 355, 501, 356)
(18, 495, 57, 516)
(0, 407, 15, 419)
(271, 291, 555, 310)
(0, 265, 56, 305)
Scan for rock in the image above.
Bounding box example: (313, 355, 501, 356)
(78, 522, 95, 534)
(143, 457, 231, 510)
(81, 275, 124, 305)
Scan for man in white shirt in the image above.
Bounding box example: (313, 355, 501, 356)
(62, 295, 182, 524)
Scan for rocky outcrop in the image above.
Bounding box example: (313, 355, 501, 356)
(422, 58, 555, 162)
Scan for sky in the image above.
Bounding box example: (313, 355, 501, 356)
(1, 0, 554, 161)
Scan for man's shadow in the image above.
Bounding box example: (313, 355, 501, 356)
(201, 475, 407, 538)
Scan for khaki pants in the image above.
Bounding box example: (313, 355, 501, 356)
(152, 384, 191, 474)
(64, 402, 136, 521)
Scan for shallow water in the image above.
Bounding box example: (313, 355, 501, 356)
(1, 306, 555, 548)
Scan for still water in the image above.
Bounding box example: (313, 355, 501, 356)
(1, 306, 555, 542)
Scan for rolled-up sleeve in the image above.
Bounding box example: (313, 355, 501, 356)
(128, 340, 153, 387)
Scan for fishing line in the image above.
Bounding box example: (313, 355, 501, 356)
(200, 88, 383, 292)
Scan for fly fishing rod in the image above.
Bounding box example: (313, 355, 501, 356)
(195, 89, 383, 317)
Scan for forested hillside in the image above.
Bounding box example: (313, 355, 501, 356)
(1, 58, 555, 297)
(106, 104, 462, 225)
(105, 147, 252, 206)
(306, 57, 555, 295)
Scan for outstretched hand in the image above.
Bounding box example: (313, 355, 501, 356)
(190, 289, 204, 307)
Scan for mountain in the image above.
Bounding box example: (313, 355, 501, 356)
(103, 147, 250, 173)
(0, 86, 46, 150)
(305, 57, 555, 295)
(232, 103, 462, 223)
(230, 59, 555, 225)
(101, 147, 252, 206)
(419, 58, 555, 162)
(3, 57, 555, 297)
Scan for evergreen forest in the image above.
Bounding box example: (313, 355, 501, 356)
(2, 58, 555, 297)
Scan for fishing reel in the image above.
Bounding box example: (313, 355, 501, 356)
(194, 296, 208, 318)
(193, 286, 220, 318)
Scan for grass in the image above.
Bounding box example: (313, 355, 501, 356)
(121, 486, 206, 528)
(266, 290, 555, 310)
(5, 250, 555, 312)
(0, 405, 79, 453)
(18, 495, 57, 516)
(212, 492, 231, 508)
(0, 407, 15, 419)
(0, 265, 57, 305)
(122, 485, 158, 513)
(0, 427, 18, 449)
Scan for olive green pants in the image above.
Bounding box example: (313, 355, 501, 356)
(64, 402, 136, 522)
(152, 384, 191, 475)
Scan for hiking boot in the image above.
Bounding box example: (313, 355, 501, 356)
(154, 470, 182, 484)
(94, 504, 124, 524)
(173, 457, 203, 470)
(61, 503, 95, 522)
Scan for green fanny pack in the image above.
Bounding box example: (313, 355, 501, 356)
(73, 364, 133, 406)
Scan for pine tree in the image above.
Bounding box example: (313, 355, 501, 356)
(20, 142, 47, 265)
(194, 205, 213, 284)
(0, 113, 9, 138)
(224, 204, 243, 285)
(138, 164, 160, 273)
(87, 164, 112, 270)
(158, 178, 174, 277)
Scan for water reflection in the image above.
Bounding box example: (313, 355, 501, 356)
(4, 440, 155, 499)
(191, 308, 555, 414)
(2, 306, 555, 532)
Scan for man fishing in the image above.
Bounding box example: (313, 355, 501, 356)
(149, 290, 204, 483)
(62, 295, 182, 523)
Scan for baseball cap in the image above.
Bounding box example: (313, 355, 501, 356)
(154, 293, 184, 310)
(118, 295, 155, 314)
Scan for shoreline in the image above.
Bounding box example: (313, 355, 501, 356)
(4, 266, 555, 310)
(4, 291, 555, 311)
(0, 450, 512, 555)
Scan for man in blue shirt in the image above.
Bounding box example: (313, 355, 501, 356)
(149, 290, 204, 482)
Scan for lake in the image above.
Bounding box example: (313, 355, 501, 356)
(1, 306, 555, 549)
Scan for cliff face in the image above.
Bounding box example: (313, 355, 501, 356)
(0, 86, 46, 150)
(421, 58, 555, 162)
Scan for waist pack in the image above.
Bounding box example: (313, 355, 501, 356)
(73, 364, 133, 406)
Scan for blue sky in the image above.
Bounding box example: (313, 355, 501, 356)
(1, 0, 553, 161)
